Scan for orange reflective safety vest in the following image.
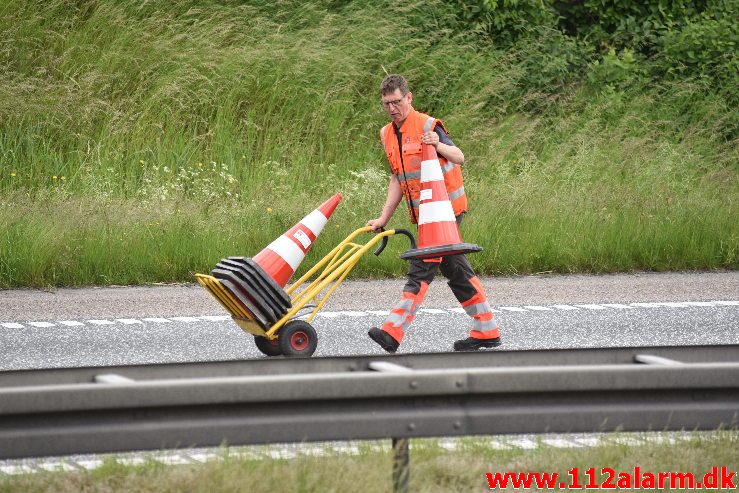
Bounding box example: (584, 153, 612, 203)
(380, 109, 467, 224)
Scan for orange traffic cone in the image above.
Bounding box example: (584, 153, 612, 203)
(252, 193, 342, 287)
(400, 144, 481, 260)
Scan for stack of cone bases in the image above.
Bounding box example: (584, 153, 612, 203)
(400, 144, 481, 260)
(211, 193, 342, 329)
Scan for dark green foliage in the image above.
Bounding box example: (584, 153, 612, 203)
(452, 0, 558, 45)
(512, 27, 593, 105)
(554, 0, 715, 48)
(451, 0, 737, 111)
(586, 48, 646, 90)
(656, 14, 738, 80)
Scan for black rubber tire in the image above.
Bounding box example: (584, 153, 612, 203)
(278, 320, 318, 357)
(254, 335, 283, 357)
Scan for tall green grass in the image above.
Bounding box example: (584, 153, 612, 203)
(0, 0, 736, 287)
(1, 432, 737, 492)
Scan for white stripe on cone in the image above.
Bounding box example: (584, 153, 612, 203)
(266, 235, 306, 271)
(301, 210, 329, 236)
(418, 201, 456, 225)
(421, 159, 445, 181)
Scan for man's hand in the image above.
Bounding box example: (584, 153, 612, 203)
(421, 131, 439, 148)
(422, 131, 465, 164)
(366, 218, 387, 233)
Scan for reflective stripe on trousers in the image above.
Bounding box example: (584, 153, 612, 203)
(380, 261, 500, 343)
(461, 276, 500, 340)
(381, 282, 429, 343)
(379, 215, 500, 343)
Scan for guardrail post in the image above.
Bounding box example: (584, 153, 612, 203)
(368, 360, 414, 493)
(392, 437, 410, 493)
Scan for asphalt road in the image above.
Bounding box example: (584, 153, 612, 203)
(1, 271, 737, 370)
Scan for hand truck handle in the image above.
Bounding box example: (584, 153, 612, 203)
(373, 228, 417, 257)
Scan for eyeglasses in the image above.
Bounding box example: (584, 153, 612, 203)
(381, 95, 406, 109)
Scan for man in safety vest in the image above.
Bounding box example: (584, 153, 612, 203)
(367, 74, 502, 352)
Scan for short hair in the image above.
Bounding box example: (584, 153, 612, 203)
(380, 74, 409, 96)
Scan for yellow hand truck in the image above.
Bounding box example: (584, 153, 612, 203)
(195, 227, 415, 357)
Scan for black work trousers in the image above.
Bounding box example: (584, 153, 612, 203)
(402, 214, 477, 303)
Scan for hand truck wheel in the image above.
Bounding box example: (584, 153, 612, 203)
(254, 335, 283, 357)
(278, 320, 318, 357)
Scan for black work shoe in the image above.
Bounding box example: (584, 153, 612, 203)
(368, 327, 399, 353)
(453, 336, 502, 352)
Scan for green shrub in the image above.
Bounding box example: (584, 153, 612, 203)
(587, 47, 646, 90)
(452, 0, 558, 45)
(514, 27, 592, 97)
(656, 15, 738, 82)
(554, 0, 715, 49)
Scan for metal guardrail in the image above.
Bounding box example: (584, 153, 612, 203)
(0, 345, 737, 460)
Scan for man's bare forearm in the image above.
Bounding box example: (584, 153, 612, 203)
(379, 175, 403, 224)
(435, 142, 465, 164)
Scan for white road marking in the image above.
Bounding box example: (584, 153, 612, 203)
(3, 300, 735, 331)
(609, 436, 646, 446)
(550, 305, 580, 310)
(76, 459, 103, 470)
(512, 438, 539, 449)
(341, 311, 368, 317)
(36, 461, 79, 472)
(0, 464, 36, 474)
(487, 439, 511, 450)
(437, 438, 458, 451)
(330, 444, 361, 455)
(187, 452, 220, 463)
(116, 456, 147, 466)
(573, 436, 602, 446)
(154, 455, 192, 465)
(316, 312, 340, 318)
(541, 438, 581, 448)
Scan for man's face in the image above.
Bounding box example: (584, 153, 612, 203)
(381, 88, 412, 125)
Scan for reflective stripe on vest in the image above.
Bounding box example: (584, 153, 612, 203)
(396, 171, 421, 183)
(448, 185, 465, 201)
(396, 164, 458, 182)
(382, 110, 467, 223)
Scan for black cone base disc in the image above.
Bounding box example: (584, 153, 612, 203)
(211, 268, 280, 324)
(217, 278, 271, 330)
(215, 261, 290, 317)
(227, 256, 292, 308)
(400, 243, 482, 260)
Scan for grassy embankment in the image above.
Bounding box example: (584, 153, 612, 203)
(0, 0, 736, 288)
(1, 432, 737, 492)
